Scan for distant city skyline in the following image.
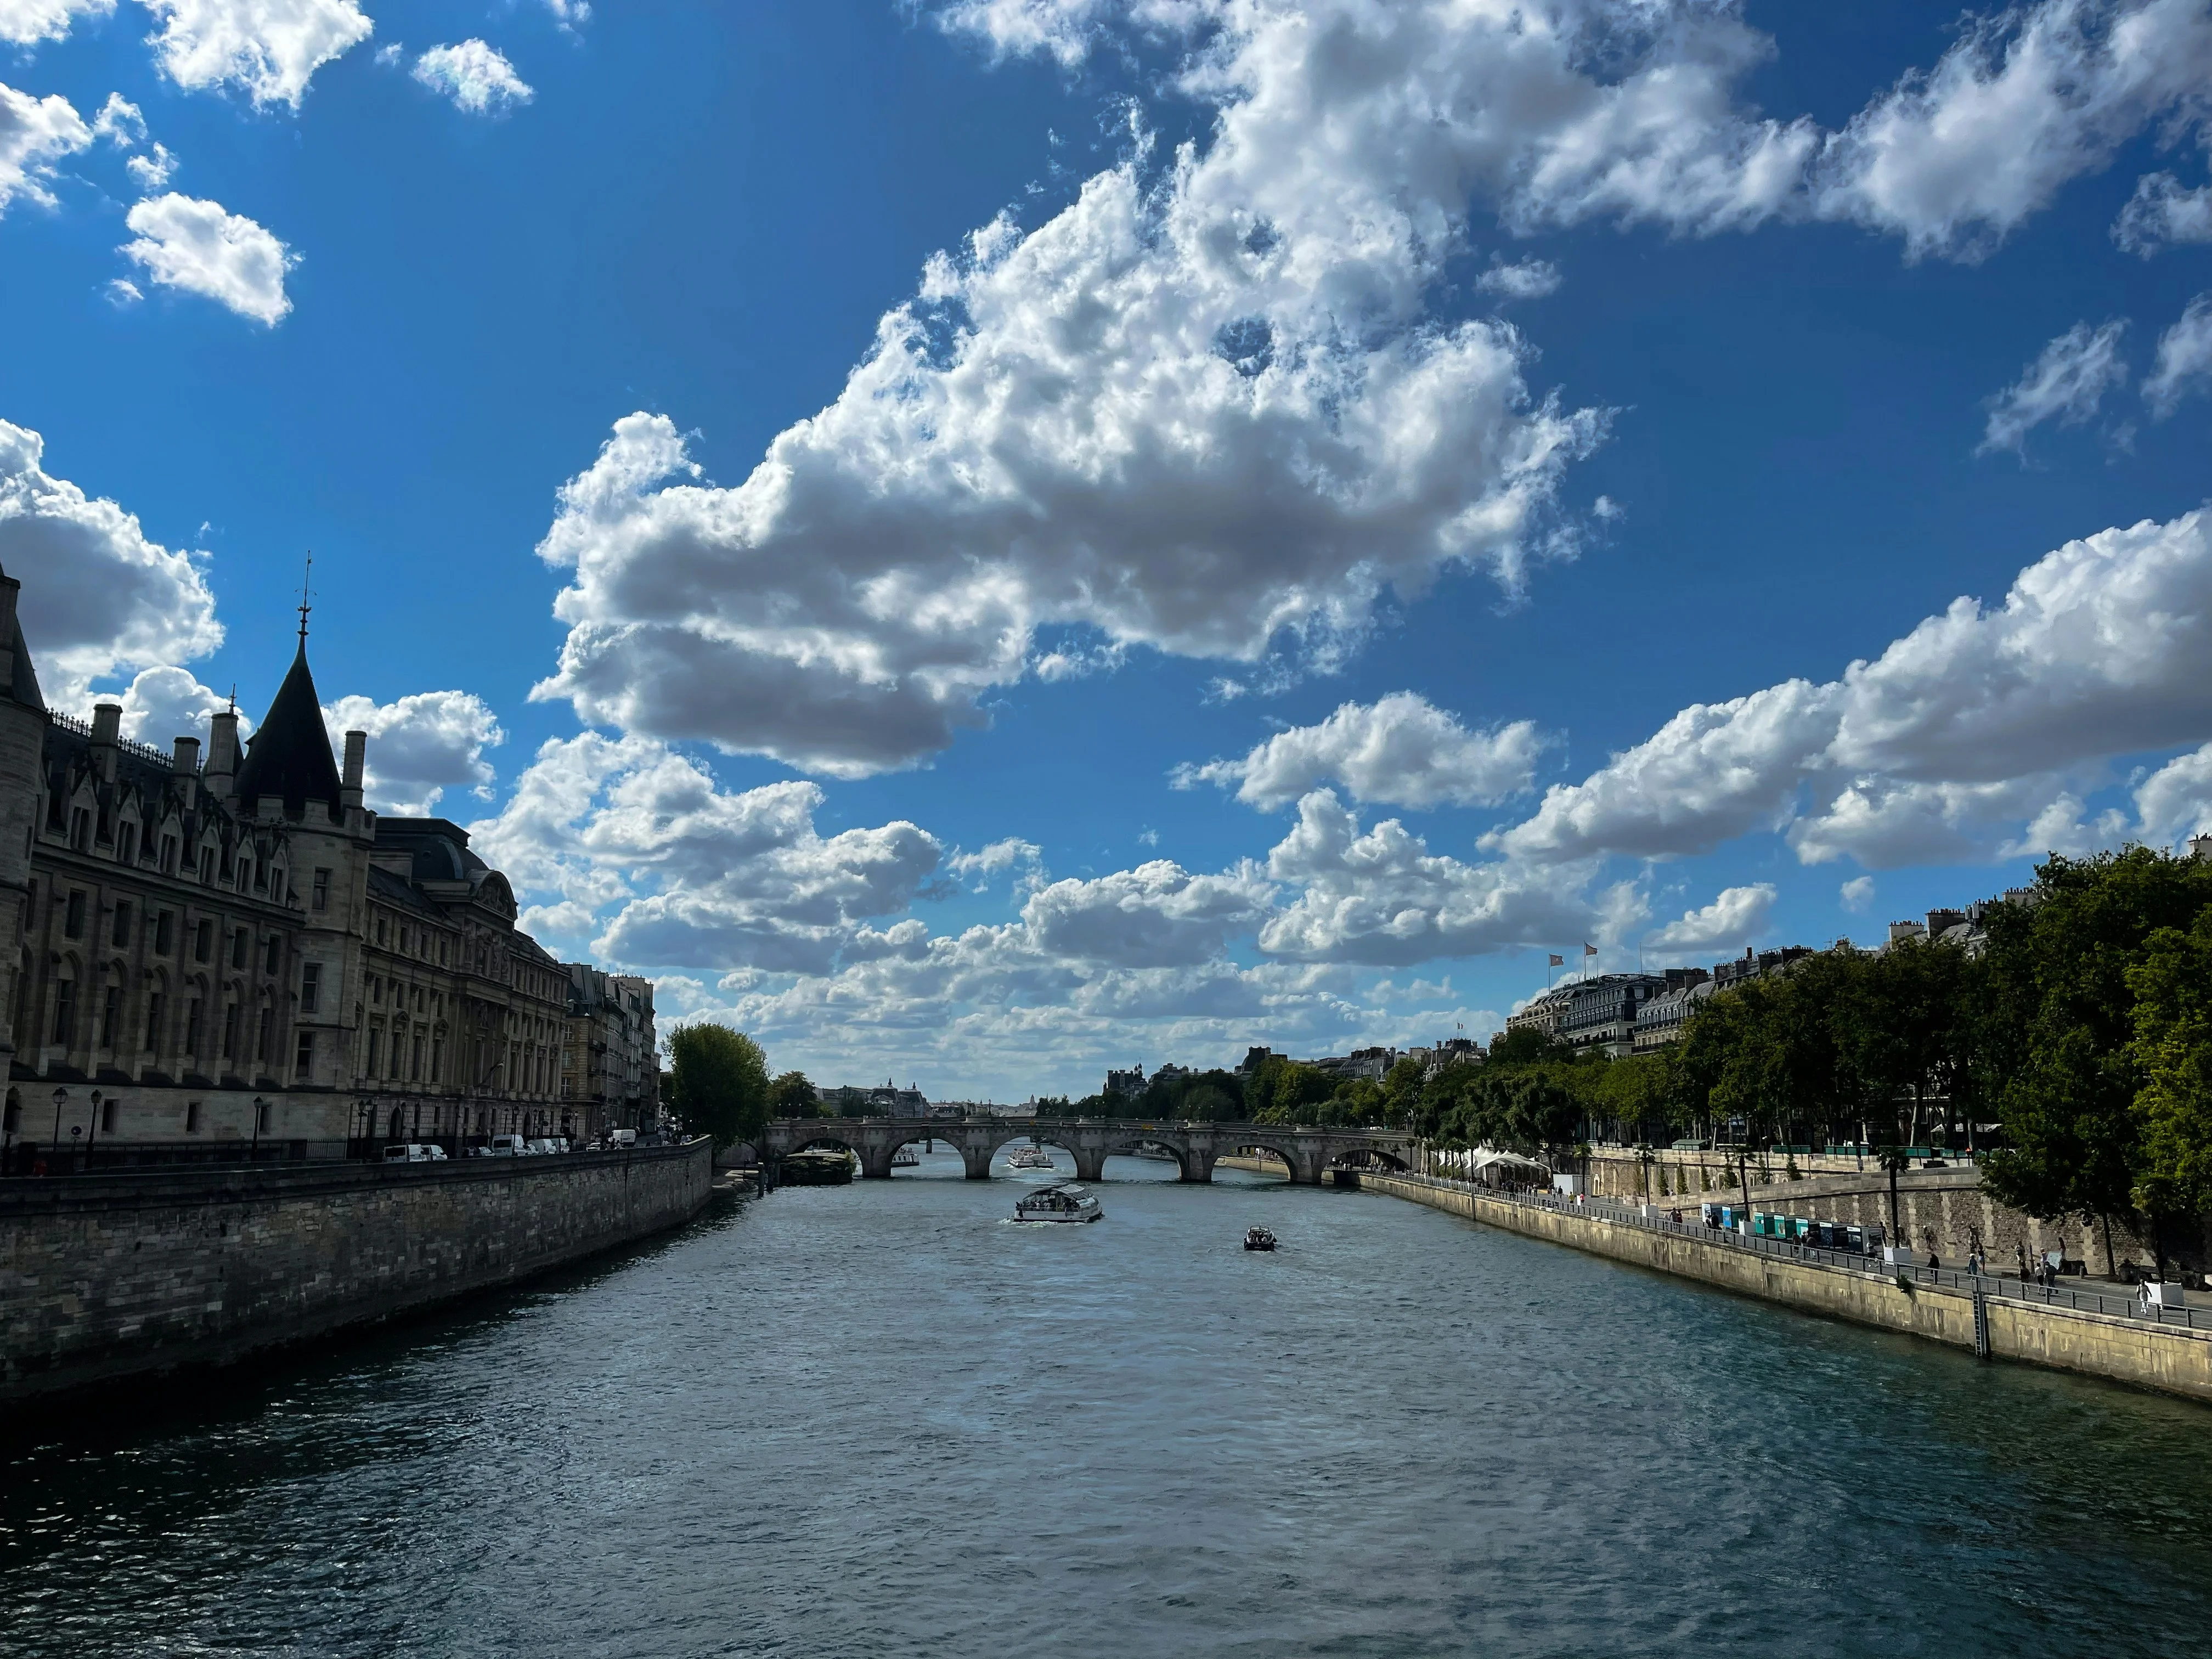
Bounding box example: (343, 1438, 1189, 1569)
(7, 1, 2212, 1099)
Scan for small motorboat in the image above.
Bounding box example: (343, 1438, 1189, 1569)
(890, 1145, 920, 1169)
(1244, 1227, 1277, 1252)
(1007, 1145, 1056, 1171)
(1014, 1181, 1102, 1223)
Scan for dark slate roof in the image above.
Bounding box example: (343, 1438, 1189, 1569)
(8, 613, 41, 709)
(367, 862, 443, 917)
(233, 639, 342, 817)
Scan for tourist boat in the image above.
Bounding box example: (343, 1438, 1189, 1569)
(1244, 1227, 1277, 1252)
(890, 1144, 920, 1168)
(1007, 1145, 1056, 1171)
(1014, 1181, 1102, 1222)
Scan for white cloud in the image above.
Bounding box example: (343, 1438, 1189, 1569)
(412, 41, 532, 115)
(532, 2, 2212, 782)
(947, 1, 2212, 262)
(0, 0, 108, 44)
(323, 691, 505, 815)
(126, 142, 177, 189)
(2114, 170, 2212, 253)
(1176, 692, 1545, 811)
(1645, 884, 1775, 954)
(469, 735, 947, 974)
(0, 80, 90, 215)
(1490, 677, 1839, 864)
(946, 837, 1042, 890)
(1492, 509, 2212, 871)
(121, 192, 294, 325)
(1477, 258, 1562, 301)
(0, 419, 223, 709)
(2144, 292, 2212, 417)
(115, 664, 239, 745)
(1978, 319, 2130, 455)
(541, 0, 588, 29)
(1257, 789, 1592, 966)
(1020, 860, 1275, 967)
(139, 0, 373, 109)
(90, 92, 145, 146)
(1813, 0, 2212, 261)
(1839, 875, 1875, 913)
(105, 276, 142, 304)
(2134, 743, 2212, 848)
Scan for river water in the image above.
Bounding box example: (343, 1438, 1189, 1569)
(7, 1147, 2212, 1657)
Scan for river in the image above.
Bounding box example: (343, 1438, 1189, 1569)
(5, 1146, 2211, 1657)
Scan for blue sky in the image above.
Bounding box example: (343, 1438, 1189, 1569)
(7, 0, 2212, 1098)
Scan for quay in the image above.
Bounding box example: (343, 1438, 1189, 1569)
(0, 1140, 714, 1408)
(1360, 1171, 2212, 1405)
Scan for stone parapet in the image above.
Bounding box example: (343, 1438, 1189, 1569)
(0, 1140, 714, 1406)
(1361, 1173, 2212, 1406)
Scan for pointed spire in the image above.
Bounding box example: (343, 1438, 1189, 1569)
(233, 628, 342, 819)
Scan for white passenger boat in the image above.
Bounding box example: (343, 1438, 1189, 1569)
(1007, 1145, 1056, 1171)
(1014, 1181, 1102, 1223)
(890, 1145, 920, 1169)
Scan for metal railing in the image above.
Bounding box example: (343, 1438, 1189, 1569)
(1378, 1171, 2212, 1335)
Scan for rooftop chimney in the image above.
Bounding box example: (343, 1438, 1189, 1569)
(91, 702, 121, 780)
(173, 735, 200, 809)
(341, 730, 366, 813)
(204, 708, 240, 799)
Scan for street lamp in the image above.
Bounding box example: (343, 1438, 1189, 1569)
(251, 1096, 268, 1163)
(85, 1088, 103, 1165)
(50, 1087, 66, 1166)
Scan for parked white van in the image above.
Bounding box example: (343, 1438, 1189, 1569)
(486, 1134, 529, 1156)
(383, 1143, 447, 1163)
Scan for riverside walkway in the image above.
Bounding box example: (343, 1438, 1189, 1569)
(1361, 1170, 2212, 1403)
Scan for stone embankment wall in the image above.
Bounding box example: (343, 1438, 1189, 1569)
(0, 1142, 715, 1407)
(1579, 1149, 2171, 1276)
(1362, 1173, 2212, 1404)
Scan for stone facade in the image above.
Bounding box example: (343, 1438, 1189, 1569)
(0, 561, 647, 1165)
(560, 966, 660, 1134)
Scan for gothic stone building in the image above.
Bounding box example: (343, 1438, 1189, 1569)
(0, 562, 645, 1165)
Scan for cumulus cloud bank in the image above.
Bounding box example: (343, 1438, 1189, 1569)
(0, 419, 223, 709)
(323, 691, 506, 815)
(140, 0, 373, 109)
(0, 0, 108, 46)
(1491, 507, 2212, 871)
(0, 81, 91, 215)
(1177, 692, 1545, 811)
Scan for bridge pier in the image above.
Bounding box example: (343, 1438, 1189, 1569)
(1072, 1147, 1108, 1184)
(859, 1143, 898, 1180)
(961, 1142, 994, 1180)
(1178, 1148, 1215, 1183)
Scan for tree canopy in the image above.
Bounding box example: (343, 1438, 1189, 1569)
(664, 1023, 772, 1148)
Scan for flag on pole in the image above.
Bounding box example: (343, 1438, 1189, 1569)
(1583, 943, 1598, 957)
(1548, 953, 1565, 967)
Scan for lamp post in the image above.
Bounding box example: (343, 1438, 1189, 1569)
(251, 1096, 267, 1163)
(50, 1086, 66, 1170)
(85, 1088, 103, 1167)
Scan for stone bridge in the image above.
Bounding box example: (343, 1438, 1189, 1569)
(755, 1117, 1417, 1186)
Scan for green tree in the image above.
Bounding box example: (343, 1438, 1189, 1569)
(769, 1071, 820, 1118)
(1981, 848, 2212, 1272)
(2128, 911, 2212, 1276)
(664, 1023, 771, 1148)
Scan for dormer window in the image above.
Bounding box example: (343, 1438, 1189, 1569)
(117, 823, 137, 865)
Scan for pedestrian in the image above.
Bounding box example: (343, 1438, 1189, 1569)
(2016, 1243, 2029, 1280)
